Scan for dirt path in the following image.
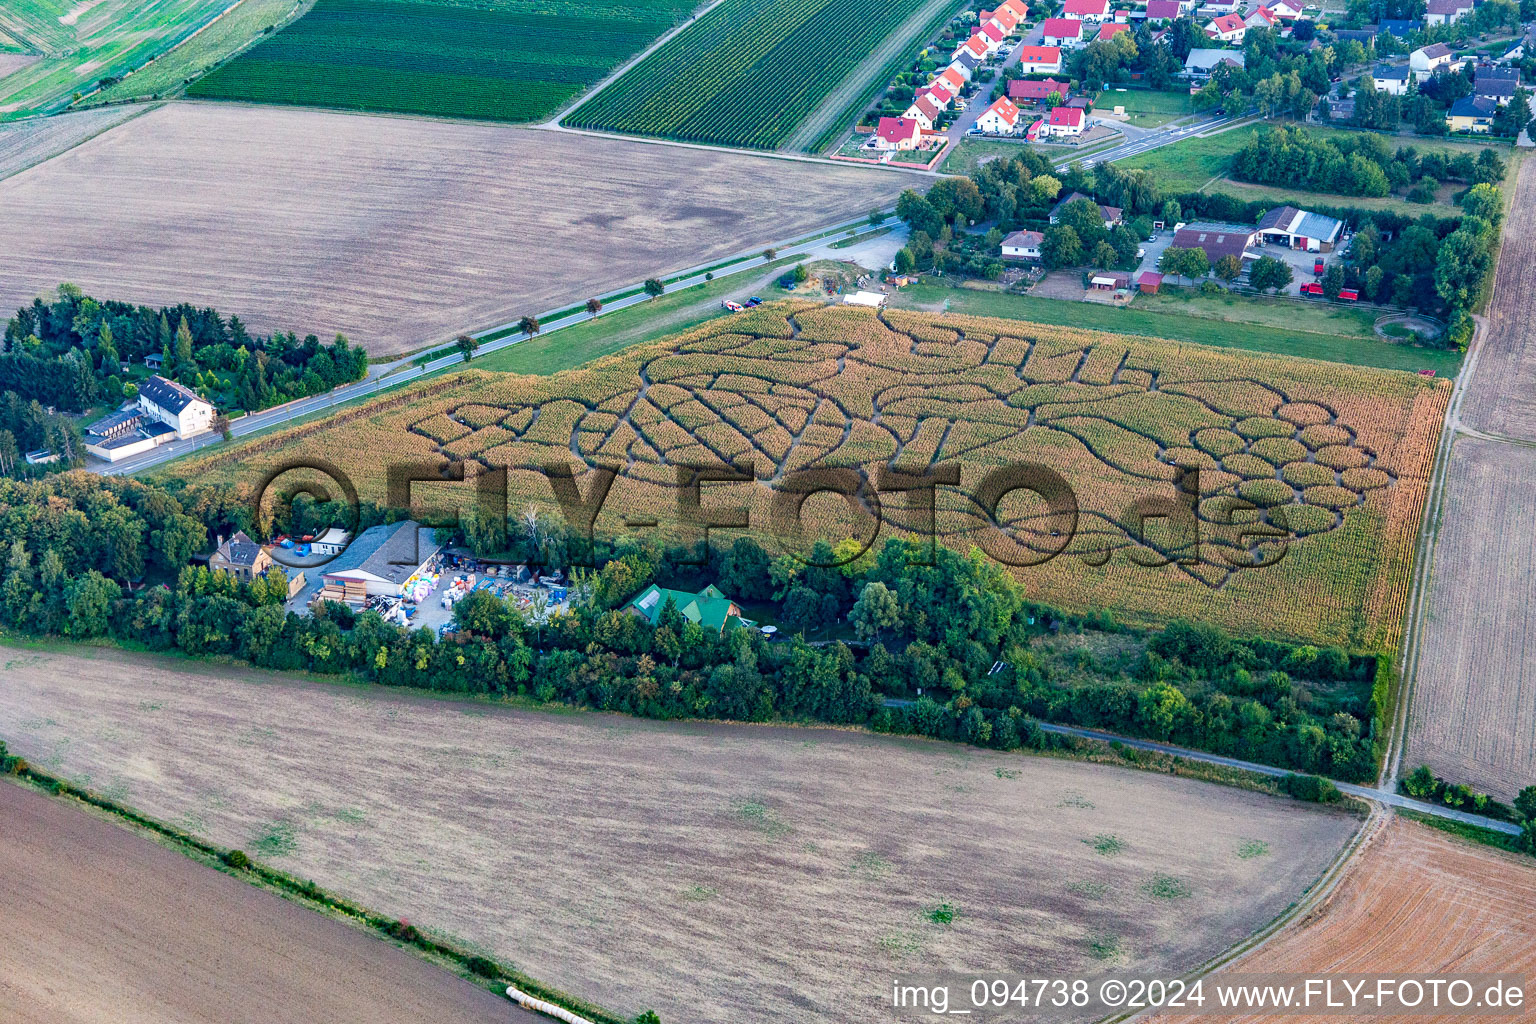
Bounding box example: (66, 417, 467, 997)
(0, 780, 528, 1024)
(780, 0, 965, 153)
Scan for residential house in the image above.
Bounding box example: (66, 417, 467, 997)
(1377, 18, 1422, 36)
(981, 6, 1022, 33)
(1008, 77, 1072, 104)
(1267, 0, 1304, 19)
(1145, 0, 1192, 18)
(1042, 104, 1086, 136)
(1424, 0, 1472, 26)
(1049, 191, 1121, 226)
(1097, 21, 1130, 40)
(874, 116, 922, 150)
(1243, 6, 1278, 31)
(975, 96, 1023, 133)
(936, 67, 967, 94)
(999, 0, 1030, 18)
(1446, 94, 1498, 132)
(1015, 45, 1063, 73)
(1474, 63, 1520, 105)
(1171, 222, 1256, 265)
(951, 52, 982, 78)
(1326, 95, 1356, 120)
(1371, 63, 1412, 95)
(904, 95, 939, 129)
(1063, 0, 1110, 21)
(1198, 0, 1241, 13)
(138, 375, 215, 439)
(319, 521, 441, 599)
(978, 21, 1007, 49)
(1256, 205, 1344, 251)
(917, 83, 953, 108)
(956, 33, 991, 60)
(1410, 42, 1455, 82)
(1041, 17, 1084, 46)
(209, 531, 273, 583)
(626, 584, 754, 635)
(1332, 27, 1376, 45)
(1205, 13, 1246, 42)
(1002, 230, 1045, 260)
(1184, 48, 1245, 79)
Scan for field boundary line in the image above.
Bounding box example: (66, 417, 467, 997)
(0, 103, 158, 181)
(1107, 805, 1388, 1024)
(546, 0, 726, 127)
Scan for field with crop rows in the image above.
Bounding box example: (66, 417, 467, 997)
(170, 303, 1447, 647)
(564, 0, 935, 148)
(187, 0, 699, 121)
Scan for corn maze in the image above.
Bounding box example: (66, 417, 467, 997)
(182, 303, 1448, 647)
(563, 0, 937, 148)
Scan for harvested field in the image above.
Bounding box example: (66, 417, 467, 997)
(1460, 157, 1536, 442)
(0, 643, 1361, 1024)
(0, 103, 143, 179)
(1404, 440, 1536, 801)
(0, 102, 925, 355)
(1149, 817, 1536, 1024)
(169, 303, 1450, 646)
(0, 780, 530, 1024)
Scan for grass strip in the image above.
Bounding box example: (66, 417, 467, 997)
(0, 743, 631, 1024)
(1397, 808, 1530, 856)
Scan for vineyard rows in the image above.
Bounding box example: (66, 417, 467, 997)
(189, 0, 697, 121)
(174, 303, 1448, 647)
(565, 0, 934, 148)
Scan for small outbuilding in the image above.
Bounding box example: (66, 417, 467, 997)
(1137, 271, 1163, 294)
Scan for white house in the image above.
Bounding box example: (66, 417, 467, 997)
(1198, 0, 1241, 13)
(1205, 13, 1246, 42)
(1410, 42, 1456, 82)
(903, 95, 939, 130)
(975, 96, 1022, 134)
(1041, 104, 1086, 137)
(1062, 0, 1110, 22)
(1267, 0, 1304, 18)
(1243, 6, 1278, 31)
(1041, 17, 1084, 47)
(1424, 0, 1472, 25)
(1372, 64, 1412, 95)
(138, 375, 215, 439)
(1014, 45, 1063, 74)
(874, 116, 922, 150)
(1001, 230, 1045, 260)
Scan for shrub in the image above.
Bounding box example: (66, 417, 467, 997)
(224, 849, 251, 870)
(467, 955, 500, 979)
(1281, 773, 1342, 804)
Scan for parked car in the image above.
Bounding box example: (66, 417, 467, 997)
(1136, 247, 1146, 259)
(722, 300, 744, 312)
(745, 296, 763, 307)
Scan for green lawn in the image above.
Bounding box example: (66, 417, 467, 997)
(1116, 122, 1510, 215)
(940, 136, 1116, 175)
(888, 281, 1462, 375)
(0, 0, 235, 119)
(90, 0, 304, 104)
(1097, 87, 1192, 128)
(1135, 287, 1381, 337)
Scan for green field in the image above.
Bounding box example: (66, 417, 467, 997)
(1098, 87, 1192, 128)
(563, 0, 938, 148)
(91, 0, 304, 104)
(889, 282, 1463, 375)
(187, 0, 698, 121)
(0, 0, 234, 119)
(1118, 122, 1512, 214)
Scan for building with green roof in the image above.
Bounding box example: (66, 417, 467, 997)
(626, 583, 755, 634)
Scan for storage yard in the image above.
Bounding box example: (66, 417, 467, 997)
(0, 643, 1361, 1024)
(0, 102, 926, 355)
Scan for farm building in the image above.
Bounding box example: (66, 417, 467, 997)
(1372, 64, 1412, 95)
(319, 521, 441, 598)
(312, 527, 351, 556)
(1137, 271, 1163, 294)
(1257, 206, 1344, 251)
(1001, 230, 1044, 260)
(975, 96, 1022, 133)
(1008, 77, 1072, 104)
(1041, 17, 1084, 46)
(626, 583, 754, 635)
(209, 531, 273, 583)
(1014, 45, 1064, 73)
(1089, 271, 1131, 291)
(873, 116, 921, 150)
(1173, 223, 1257, 264)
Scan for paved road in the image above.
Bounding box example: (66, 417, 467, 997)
(882, 699, 1523, 836)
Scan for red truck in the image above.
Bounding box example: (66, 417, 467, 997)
(1337, 289, 1359, 302)
(1300, 282, 1323, 296)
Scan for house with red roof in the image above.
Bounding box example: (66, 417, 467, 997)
(998, 0, 1030, 20)
(1063, 0, 1109, 21)
(1144, 0, 1186, 19)
(1002, 230, 1045, 260)
(874, 116, 921, 151)
(979, 20, 1006, 46)
(1008, 77, 1072, 105)
(917, 84, 953, 109)
(955, 33, 991, 60)
(981, 6, 1021, 33)
(1041, 104, 1085, 137)
(1041, 17, 1084, 46)
(1015, 45, 1063, 73)
(936, 67, 967, 95)
(1244, 6, 1278, 30)
(975, 96, 1022, 134)
(1205, 12, 1246, 42)
(903, 95, 940, 130)
(1097, 21, 1130, 40)
(1267, 0, 1304, 17)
